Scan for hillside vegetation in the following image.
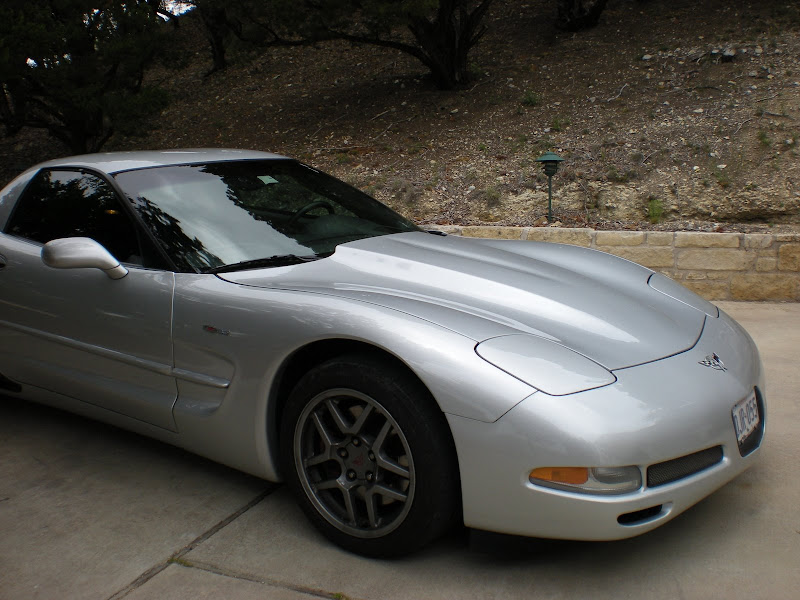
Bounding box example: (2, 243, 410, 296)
(3, 0, 800, 232)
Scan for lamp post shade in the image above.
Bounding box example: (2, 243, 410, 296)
(535, 151, 564, 177)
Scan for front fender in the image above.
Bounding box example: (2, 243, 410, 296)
(169, 274, 536, 480)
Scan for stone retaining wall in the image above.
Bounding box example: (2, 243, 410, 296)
(432, 226, 800, 301)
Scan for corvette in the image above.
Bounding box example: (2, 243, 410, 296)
(0, 149, 765, 556)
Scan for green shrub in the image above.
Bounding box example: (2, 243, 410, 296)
(647, 196, 664, 224)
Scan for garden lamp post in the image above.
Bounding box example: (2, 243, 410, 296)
(535, 151, 564, 223)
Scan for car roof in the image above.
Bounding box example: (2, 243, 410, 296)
(34, 149, 288, 175)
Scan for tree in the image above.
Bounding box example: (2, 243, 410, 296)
(317, 0, 495, 89)
(555, 0, 608, 31)
(193, 0, 232, 74)
(190, 1, 495, 90)
(0, 0, 170, 154)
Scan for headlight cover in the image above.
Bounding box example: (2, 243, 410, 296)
(530, 466, 643, 495)
(648, 272, 719, 317)
(475, 334, 616, 396)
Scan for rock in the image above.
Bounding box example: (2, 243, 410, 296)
(779, 244, 800, 271)
(596, 231, 645, 246)
(731, 274, 798, 301)
(678, 249, 754, 271)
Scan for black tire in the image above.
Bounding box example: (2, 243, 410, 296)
(280, 353, 460, 557)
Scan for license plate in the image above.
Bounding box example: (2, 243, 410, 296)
(732, 391, 759, 444)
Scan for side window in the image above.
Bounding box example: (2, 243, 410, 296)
(6, 169, 142, 263)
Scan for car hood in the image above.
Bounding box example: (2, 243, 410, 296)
(219, 232, 711, 370)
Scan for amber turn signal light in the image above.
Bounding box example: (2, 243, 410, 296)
(529, 466, 589, 485)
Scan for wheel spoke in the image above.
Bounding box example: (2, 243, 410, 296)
(311, 411, 335, 447)
(313, 477, 341, 491)
(350, 403, 374, 435)
(304, 452, 332, 468)
(372, 420, 392, 454)
(372, 419, 411, 478)
(342, 487, 358, 524)
(377, 455, 410, 478)
(365, 491, 380, 528)
(372, 483, 408, 503)
(325, 398, 351, 434)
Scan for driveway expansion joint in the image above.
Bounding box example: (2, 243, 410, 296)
(106, 486, 277, 600)
(182, 559, 362, 600)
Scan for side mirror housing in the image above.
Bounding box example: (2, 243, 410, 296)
(41, 237, 128, 280)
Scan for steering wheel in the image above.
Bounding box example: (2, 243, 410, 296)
(285, 200, 336, 229)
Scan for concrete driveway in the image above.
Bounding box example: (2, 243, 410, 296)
(1, 302, 798, 600)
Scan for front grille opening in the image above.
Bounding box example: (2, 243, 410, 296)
(647, 446, 723, 488)
(618, 505, 663, 525)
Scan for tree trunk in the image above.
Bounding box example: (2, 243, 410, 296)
(58, 122, 98, 155)
(556, 0, 608, 31)
(198, 4, 230, 74)
(407, 0, 493, 90)
(0, 82, 25, 136)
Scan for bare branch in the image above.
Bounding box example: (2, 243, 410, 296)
(734, 118, 754, 136)
(607, 83, 629, 102)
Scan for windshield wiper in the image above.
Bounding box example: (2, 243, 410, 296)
(205, 254, 327, 274)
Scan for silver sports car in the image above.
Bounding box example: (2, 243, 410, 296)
(0, 149, 765, 557)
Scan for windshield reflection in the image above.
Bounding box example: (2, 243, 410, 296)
(114, 160, 418, 273)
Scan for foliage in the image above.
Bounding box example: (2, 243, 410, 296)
(647, 196, 664, 224)
(189, 0, 494, 89)
(550, 116, 571, 132)
(520, 91, 541, 107)
(0, 0, 169, 153)
(556, 0, 609, 31)
(481, 185, 501, 207)
(713, 169, 731, 188)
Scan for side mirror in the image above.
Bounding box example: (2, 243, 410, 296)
(41, 237, 128, 280)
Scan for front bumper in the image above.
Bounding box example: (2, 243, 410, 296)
(449, 309, 765, 540)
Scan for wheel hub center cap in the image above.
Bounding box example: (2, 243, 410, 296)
(345, 442, 376, 479)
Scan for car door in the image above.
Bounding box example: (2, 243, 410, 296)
(0, 168, 179, 431)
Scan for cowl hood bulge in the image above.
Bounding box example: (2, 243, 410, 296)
(219, 232, 715, 370)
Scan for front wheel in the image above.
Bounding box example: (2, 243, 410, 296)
(280, 354, 460, 557)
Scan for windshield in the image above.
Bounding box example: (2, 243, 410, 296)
(113, 159, 419, 272)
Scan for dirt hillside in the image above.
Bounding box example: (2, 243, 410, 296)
(3, 0, 799, 233)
